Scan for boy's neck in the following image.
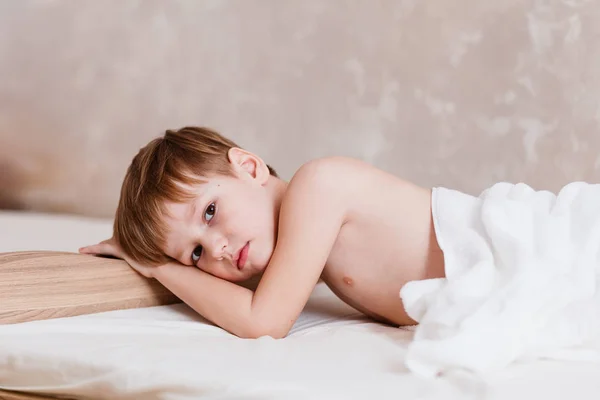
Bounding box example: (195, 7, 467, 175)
(266, 175, 288, 230)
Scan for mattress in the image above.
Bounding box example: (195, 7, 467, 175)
(1, 210, 600, 399)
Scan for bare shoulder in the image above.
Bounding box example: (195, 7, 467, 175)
(290, 156, 377, 183)
(277, 157, 354, 227)
(287, 156, 383, 197)
(281, 157, 362, 221)
(285, 156, 422, 208)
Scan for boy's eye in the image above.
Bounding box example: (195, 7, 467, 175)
(191, 245, 203, 263)
(205, 203, 216, 222)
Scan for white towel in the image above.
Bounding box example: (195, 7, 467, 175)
(400, 182, 600, 377)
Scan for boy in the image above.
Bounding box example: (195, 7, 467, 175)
(79, 126, 446, 339)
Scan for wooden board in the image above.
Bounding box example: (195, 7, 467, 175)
(0, 389, 64, 400)
(0, 251, 180, 324)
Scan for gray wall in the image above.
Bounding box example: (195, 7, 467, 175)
(1, 0, 599, 217)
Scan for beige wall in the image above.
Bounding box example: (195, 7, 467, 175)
(1, 0, 599, 217)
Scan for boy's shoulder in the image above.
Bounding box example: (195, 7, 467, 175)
(282, 156, 381, 212)
(283, 155, 420, 209)
(290, 156, 375, 187)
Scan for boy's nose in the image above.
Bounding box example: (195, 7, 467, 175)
(208, 236, 228, 260)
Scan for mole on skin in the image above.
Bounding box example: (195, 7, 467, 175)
(343, 276, 354, 286)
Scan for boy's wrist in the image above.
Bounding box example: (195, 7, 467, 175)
(151, 262, 173, 280)
(150, 263, 164, 279)
(122, 255, 159, 279)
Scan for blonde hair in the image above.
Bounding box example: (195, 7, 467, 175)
(114, 126, 277, 266)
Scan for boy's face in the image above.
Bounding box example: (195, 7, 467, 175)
(161, 167, 277, 282)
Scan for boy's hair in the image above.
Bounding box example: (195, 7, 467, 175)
(114, 126, 278, 266)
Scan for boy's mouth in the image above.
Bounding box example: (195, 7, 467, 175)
(236, 242, 250, 270)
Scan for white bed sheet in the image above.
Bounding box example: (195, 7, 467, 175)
(1, 210, 600, 399)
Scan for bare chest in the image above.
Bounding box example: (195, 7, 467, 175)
(320, 185, 444, 326)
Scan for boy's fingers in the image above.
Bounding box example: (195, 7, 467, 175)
(78, 238, 113, 250)
(79, 245, 97, 254)
(78, 246, 93, 253)
(79, 243, 112, 255)
(78, 239, 125, 261)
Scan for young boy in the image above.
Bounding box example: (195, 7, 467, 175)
(79, 126, 446, 339)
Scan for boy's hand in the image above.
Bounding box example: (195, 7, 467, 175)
(79, 237, 156, 278)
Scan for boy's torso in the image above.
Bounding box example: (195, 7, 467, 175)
(317, 160, 445, 326)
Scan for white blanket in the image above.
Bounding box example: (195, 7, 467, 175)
(401, 182, 600, 377)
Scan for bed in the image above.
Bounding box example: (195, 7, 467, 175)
(1, 210, 600, 400)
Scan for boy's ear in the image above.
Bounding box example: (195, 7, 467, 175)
(227, 147, 270, 184)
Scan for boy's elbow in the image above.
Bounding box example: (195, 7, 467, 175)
(239, 320, 290, 340)
(263, 326, 289, 340)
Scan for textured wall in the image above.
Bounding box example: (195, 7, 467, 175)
(1, 0, 599, 217)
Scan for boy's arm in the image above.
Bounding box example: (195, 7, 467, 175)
(153, 158, 347, 338)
